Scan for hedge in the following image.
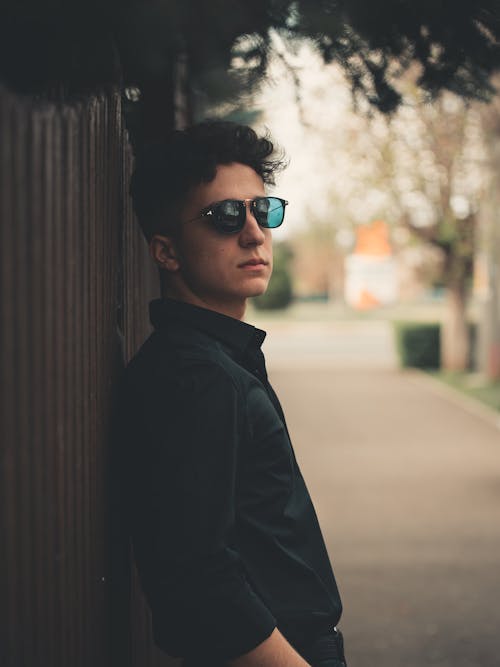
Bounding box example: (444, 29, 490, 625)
(393, 322, 441, 369)
(252, 267, 293, 310)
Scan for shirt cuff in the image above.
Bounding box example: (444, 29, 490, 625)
(151, 576, 277, 660)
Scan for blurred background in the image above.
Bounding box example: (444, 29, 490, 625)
(249, 45, 500, 667)
(2, 2, 500, 666)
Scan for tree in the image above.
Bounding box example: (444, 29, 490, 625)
(385, 94, 486, 370)
(256, 49, 489, 369)
(2, 1, 500, 119)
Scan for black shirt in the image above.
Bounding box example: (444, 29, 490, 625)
(119, 298, 342, 661)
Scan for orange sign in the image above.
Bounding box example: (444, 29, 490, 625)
(345, 221, 397, 310)
(353, 220, 392, 257)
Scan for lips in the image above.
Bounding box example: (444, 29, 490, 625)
(239, 258, 268, 268)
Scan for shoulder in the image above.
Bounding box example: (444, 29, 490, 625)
(122, 328, 251, 403)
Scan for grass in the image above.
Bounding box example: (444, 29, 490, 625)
(427, 371, 500, 412)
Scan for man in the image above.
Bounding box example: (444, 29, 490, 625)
(119, 121, 346, 666)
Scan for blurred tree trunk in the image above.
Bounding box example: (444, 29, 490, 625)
(439, 213, 475, 371)
(442, 284, 469, 371)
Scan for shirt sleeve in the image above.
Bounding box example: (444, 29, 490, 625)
(122, 359, 276, 660)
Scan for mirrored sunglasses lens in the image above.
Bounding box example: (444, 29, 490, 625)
(255, 197, 284, 228)
(214, 200, 245, 232)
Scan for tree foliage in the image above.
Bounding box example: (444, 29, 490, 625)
(2, 1, 500, 112)
(292, 0, 500, 111)
(253, 241, 294, 310)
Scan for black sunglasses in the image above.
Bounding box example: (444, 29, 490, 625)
(186, 196, 288, 234)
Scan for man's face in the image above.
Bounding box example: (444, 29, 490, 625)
(160, 162, 274, 318)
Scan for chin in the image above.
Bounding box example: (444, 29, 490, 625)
(244, 281, 270, 298)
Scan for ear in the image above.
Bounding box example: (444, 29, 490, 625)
(149, 234, 180, 272)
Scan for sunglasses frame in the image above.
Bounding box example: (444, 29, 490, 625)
(186, 196, 288, 234)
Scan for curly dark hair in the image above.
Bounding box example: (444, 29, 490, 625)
(129, 120, 287, 241)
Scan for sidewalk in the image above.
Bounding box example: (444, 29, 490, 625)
(266, 327, 500, 667)
(261, 319, 399, 369)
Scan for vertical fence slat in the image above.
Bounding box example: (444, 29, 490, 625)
(12, 94, 33, 667)
(0, 86, 19, 667)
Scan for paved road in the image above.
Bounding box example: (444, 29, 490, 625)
(262, 321, 500, 667)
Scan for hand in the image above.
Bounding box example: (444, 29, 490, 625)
(228, 628, 311, 667)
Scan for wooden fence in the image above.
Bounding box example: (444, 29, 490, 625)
(0, 84, 177, 667)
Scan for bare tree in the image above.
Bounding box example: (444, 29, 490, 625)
(259, 51, 489, 370)
(382, 94, 486, 370)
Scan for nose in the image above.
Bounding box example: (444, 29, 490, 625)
(238, 201, 266, 247)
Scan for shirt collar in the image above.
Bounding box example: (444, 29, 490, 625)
(149, 298, 267, 354)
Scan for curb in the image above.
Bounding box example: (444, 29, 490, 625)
(404, 368, 500, 430)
